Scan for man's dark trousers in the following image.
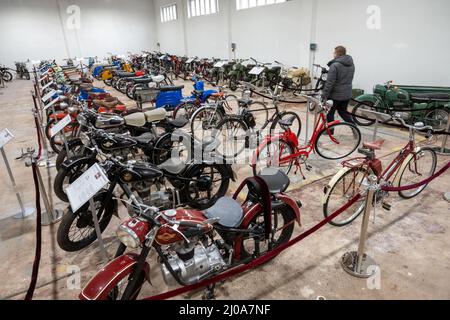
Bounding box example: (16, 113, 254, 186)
(326, 100, 355, 124)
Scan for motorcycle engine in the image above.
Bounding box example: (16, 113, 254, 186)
(130, 181, 173, 209)
(160, 241, 226, 286)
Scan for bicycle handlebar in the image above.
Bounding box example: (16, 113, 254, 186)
(392, 113, 434, 132)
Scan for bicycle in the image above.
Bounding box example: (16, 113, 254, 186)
(212, 82, 303, 159)
(322, 114, 437, 227)
(252, 94, 361, 176)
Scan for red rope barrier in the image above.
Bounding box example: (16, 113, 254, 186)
(381, 161, 450, 192)
(33, 112, 43, 160)
(142, 193, 362, 300)
(25, 162, 42, 300)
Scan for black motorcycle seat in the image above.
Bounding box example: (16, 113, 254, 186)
(204, 197, 243, 228)
(116, 71, 135, 78)
(410, 93, 450, 102)
(257, 167, 290, 194)
(134, 132, 155, 145)
(165, 117, 189, 128)
(133, 77, 153, 84)
(160, 85, 184, 92)
(129, 162, 164, 180)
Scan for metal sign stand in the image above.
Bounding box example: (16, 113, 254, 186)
(434, 115, 450, 156)
(89, 198, 109, 263)
(1, 147, 36, 219)
(341, 175, 379, 278)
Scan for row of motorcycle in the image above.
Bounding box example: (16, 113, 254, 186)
(1, 62, 31, 81)
(36, 60, 303, 300)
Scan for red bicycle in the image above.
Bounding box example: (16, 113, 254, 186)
(322, 114, 437, 226)
(252, 94, 361, 176)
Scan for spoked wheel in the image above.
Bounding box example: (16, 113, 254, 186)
(315, 123, 361, 160)
(241, 206, 295, 259)
(56, 191, 116, 252)
(323, 167, 370, 227)
(424, 109, 449, 131)
(107, 271, 146, 300)
(190, 106, 224, 141)
(2, 70, 13, 82)
(244, 101, 269, 134)
(183, 164, 231, 210)
(253, 138, 295, 176)
(352, 102, 377, 126)
(214, 117, 249, 159)
(173, 102, 197, 121)
(398, 147, 437, 199)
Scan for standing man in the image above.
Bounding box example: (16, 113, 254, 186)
(322, 46, 356, 124)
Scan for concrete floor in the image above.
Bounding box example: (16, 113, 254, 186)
(0, 77, 449, 300)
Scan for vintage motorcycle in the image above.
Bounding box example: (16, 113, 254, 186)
(0, 65, 13, 82)
(352, 81, 450, 131)
(79, 167, 301, 300)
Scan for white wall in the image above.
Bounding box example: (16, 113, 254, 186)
(0, 0, 157, 68)
(152, 0, 450, 92)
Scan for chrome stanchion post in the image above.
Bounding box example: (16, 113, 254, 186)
(304, 101, 310, 145)
(89, 198, 109, 263)
(341, 174, 379, 278)
(1, 147, 36, 219)
(373, 117, 379, 141)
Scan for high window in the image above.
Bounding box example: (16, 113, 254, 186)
(161, 4, 178, 23)
(187, 0, 219, 18)
(236, 0, 288, 11)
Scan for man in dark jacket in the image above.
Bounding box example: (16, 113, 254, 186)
(322, 46, 355, 124)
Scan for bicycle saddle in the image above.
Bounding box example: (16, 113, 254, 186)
(362, 140, 385, 150)
(257, 167, 290, 194)
(165, 117, 189, 128)
(279, 115, 296, 127)
(204, 197, 243, 228)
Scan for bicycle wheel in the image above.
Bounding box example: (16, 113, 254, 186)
(214, 117, 249, 159)
(173, 102, 197, 121)
(315, 123, 361, 160)
(271, 111, 302, 138)
(190, 106, 224, 141)
(397, 147, 437, 199)
(252, 138, 295, 176)
(245, 101, 269, 133)
(323, 167, 369, 227)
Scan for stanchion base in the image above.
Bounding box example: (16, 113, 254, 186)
(431, 147, 450, 156)
(41, 209, 63, 226)
(341, 251, 378, 279)
(13, 206, 36, 219)
(444, 192, 450, 202)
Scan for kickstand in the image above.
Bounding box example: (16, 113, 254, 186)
(294, 162, 306, 180)
(202, 284, 216, 300)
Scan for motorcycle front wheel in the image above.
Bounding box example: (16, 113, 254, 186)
(2, 70, 13, 82)
(57, 191, 116, 252)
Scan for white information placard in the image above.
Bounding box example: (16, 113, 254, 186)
(214, 61, 226, 68)
(186, 58, 194, 64)
(50, 114, 71, 138)
(43, 96, 59, 110)
(42, 90, 56, 102)
(42, 81, 54, 90)
(249, 66, 265, 75)
(66, 163, 109, 213)
(0, 128, 14, 149)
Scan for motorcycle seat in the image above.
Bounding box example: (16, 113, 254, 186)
(165, 117, 189, 128)
(124, 112, 146, 127)
(116, 71, 135, 78)
(257, 167, 290, 194)
(152, 75, 165, 83)
(362, 140, 385, 150)
(204, 197, 243, 228)
(93, 98, 120, 108)
(157, 157, 186, 175)
(80, 83, 93, 91)
(160, 85, 185, 92)
(134, 132, 156, 145)
(144, 108, 167, 122)
(133, 77, 153, 84)
(410, 93, 450, 102)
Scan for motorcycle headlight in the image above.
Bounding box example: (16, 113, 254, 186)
(68, 106, 78, 114)
(117, 225, 140, 249)
(80, 132, 90, 146)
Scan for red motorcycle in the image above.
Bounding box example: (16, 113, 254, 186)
(79, 168, 301, 300)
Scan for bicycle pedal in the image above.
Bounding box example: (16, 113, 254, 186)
(306, 165, 312, 171)
(296, 200, 303, 208)
(382, 202, 391, 211)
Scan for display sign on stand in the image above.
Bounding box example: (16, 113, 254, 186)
(0, 128, 36, 219)
(214, 61, 227, 68)
(186, 58, 194, 64)
(249, 66, 265, 75)
(49, 114, 71, 138)
(43, 96, 59, 111)
(42, 81, 54, 90)
(41, 89, 56, 102)
(66, 163, 110, 261)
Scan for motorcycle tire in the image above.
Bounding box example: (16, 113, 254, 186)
(229, 76, 238, 92)
(2, 71, 13, 82)
(57, 191, 116, 252)
(24, 70, 30, 80)
(351, 102, 376, 126)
